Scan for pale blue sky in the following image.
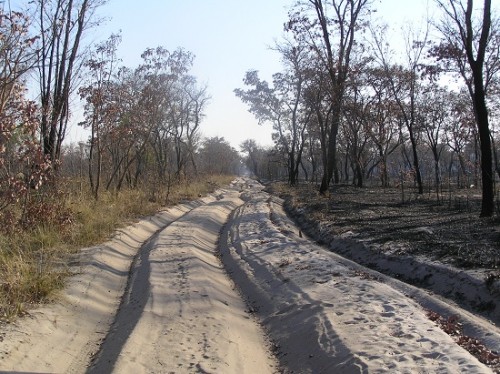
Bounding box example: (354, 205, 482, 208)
(10, 0, 435, 148)
(93, 0, 292, 148)
(91, 0, 434, 149)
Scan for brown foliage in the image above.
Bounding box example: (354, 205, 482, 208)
(426, 309, 500, 372)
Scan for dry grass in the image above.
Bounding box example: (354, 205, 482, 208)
(0, 231, 67, 320)
(0, 174, 234, 321)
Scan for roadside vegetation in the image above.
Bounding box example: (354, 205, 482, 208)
(0, 175, 234, 321)
(0, 1, 240, 321)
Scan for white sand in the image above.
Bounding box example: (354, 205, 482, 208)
(220, 181, 500, 373)
(0, 188, 277, 373)
(1, 178, 498, 373)
(87, 193, 277, 373)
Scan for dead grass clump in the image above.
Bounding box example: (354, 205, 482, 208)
(0, 232, 67, 321)
(67, 188, 160, 247)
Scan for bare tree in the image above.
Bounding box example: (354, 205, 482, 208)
(184, 82, 210, 176)
(444, 90, 477, 187)
(79, 33, 121, 199)
(342, 81, 372, 187)
(35, 0, 106, 164)
(287, 0, 373, 193)
(363, 67, 401, 187)
(370, 23, 430, 194)
(433, 0, 496, 216)
(420, 84, 450, 199)
(235, 40, 312, 187)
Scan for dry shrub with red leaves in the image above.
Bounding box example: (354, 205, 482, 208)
(19, 195, 73, 232)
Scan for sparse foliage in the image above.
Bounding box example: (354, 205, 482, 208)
(432, 0, 496, 216)
(0, 8, 50, 222)
(287, 0, 373, 193)
(35, 0, 107, 164)
(235, 40, 312, 186)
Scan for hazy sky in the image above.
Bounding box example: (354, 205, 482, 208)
(64, 0, 432, 149)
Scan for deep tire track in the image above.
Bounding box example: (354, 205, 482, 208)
(86, 208, 189, 373)
(88, 185, 278, 373)
(218, 194, 367, 373)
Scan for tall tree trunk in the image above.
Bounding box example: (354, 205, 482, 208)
(309, 0, 369, 195)
(408, 126, 423, 194)
(319, 107, 341, 193)
(38, 0, 95, 164)
(437, 0, 494, 216)
(473, 72, 493, 216)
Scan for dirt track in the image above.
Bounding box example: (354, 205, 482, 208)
(87, 193, 276, 373)
(0, 178, 499, 373)
(0, 181, 277, 373)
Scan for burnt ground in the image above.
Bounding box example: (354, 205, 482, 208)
(267, 182, 500, 325)
(271, 183, 500, 269)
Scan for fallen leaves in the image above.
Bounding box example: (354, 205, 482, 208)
(426, 309, 500, 372)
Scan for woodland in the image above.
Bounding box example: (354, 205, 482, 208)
(0, 0, 499, 320)
(236, 0, 500, 220)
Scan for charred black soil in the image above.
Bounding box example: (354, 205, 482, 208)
(270, 183, 500, 270)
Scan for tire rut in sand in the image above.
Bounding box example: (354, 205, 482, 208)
(87, 209, 189, 373)
(218, 195, 366, 373)
(87, 187, 278, 373)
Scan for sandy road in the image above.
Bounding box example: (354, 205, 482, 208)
(1, 178, 499, 373)
(87, 190, 277, 373)
(219, 182, 500, 373)
(0, 180, 277, 373)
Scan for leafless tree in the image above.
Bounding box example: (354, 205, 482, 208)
(235, 41, 313, 186)
(79, 33, 121, 199)
(35, 0, 106, 164)
(433, 0, 496, 216)
(287, 0, 373, 193)
(370, 22, 430, 194)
